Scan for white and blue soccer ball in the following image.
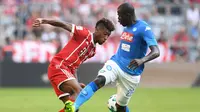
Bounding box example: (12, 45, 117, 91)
(107, 94, 117, 112)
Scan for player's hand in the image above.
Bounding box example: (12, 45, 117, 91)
(32, 18, 43, 27)
(128, 59, 145, 70)
(79, 83, 86, 88)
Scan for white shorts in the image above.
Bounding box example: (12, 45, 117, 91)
(98, 60, 141, 106)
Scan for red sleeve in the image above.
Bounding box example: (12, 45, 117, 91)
(71, 24, 90, 40)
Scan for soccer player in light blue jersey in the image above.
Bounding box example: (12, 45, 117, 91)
(66, 2, 160, 112)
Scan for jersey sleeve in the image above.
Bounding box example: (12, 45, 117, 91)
(142, 25, 158, 47)
(71, 24, 90, 40)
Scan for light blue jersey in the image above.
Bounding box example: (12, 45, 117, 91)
(111, 20, 158, 76)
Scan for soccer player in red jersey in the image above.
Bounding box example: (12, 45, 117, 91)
(33, 18, 115, 112)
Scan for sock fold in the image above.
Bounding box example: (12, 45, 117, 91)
(88, 81, 98, 92)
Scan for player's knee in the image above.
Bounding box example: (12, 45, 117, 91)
(60, 80, 82, 95)
(73, 85, 82, 94)
(70, 82, 82, 94)
(94, 75, 106, 88)
(60, 83, 74, 94)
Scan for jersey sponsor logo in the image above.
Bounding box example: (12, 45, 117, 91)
(79, 47, 88, 57)
(121, 32, 133, 42)
(89, 50, 95, 56)
(145, 26, 151, 31)
(106, 65, 112, 71)
(121, 43, 130, 52)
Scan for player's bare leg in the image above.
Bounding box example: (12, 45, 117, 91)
(115, 103, 129, 112)
(116, 104, 126, 112)
(59, 79, 82, 112)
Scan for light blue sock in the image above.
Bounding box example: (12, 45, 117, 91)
(74, 81, 98, 110)
(126, 106, 130, 112)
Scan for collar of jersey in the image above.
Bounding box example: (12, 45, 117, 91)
(91, 33, 96, 47)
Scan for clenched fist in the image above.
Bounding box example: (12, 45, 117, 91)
(32, 18, 43, 27)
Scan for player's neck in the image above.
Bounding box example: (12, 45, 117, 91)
(127, 20, 137, 27)
(132, 20, 137, 24)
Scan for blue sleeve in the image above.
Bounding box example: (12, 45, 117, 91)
(142, 26, 158, 46)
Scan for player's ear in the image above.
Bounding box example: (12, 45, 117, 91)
(96, 25, 103, 32)
(95, 27, 99, 32)
(95, 26, 99, 31)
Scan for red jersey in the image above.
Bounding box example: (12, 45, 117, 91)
(51, 24, 96, 72)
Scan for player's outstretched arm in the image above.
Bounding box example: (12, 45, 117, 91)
(32, 18, 72, 32)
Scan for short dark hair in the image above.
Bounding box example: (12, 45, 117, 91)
(118, 2, 135, 15)
(95, 18, 115, 32)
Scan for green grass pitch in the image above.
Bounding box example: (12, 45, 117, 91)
(0, 87, 199, 112)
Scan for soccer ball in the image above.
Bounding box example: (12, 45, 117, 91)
(107, 94, 117, 112)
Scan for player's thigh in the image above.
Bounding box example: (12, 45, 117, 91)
(116, 73, 141, 106)
(48, 65, 77, 98)
(98, 60, 119, 85)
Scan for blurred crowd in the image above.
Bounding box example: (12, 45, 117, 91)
(0, 0, 200, 63)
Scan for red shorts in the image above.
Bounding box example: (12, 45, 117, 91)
(48, 64, 76, 98)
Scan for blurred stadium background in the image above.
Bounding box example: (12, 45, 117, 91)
(0, 0, 200, 112)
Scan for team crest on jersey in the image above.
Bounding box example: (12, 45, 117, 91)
(133, 27, 137, 32)
(106, 65, 112, 71)
(121, 32, 133, 42)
